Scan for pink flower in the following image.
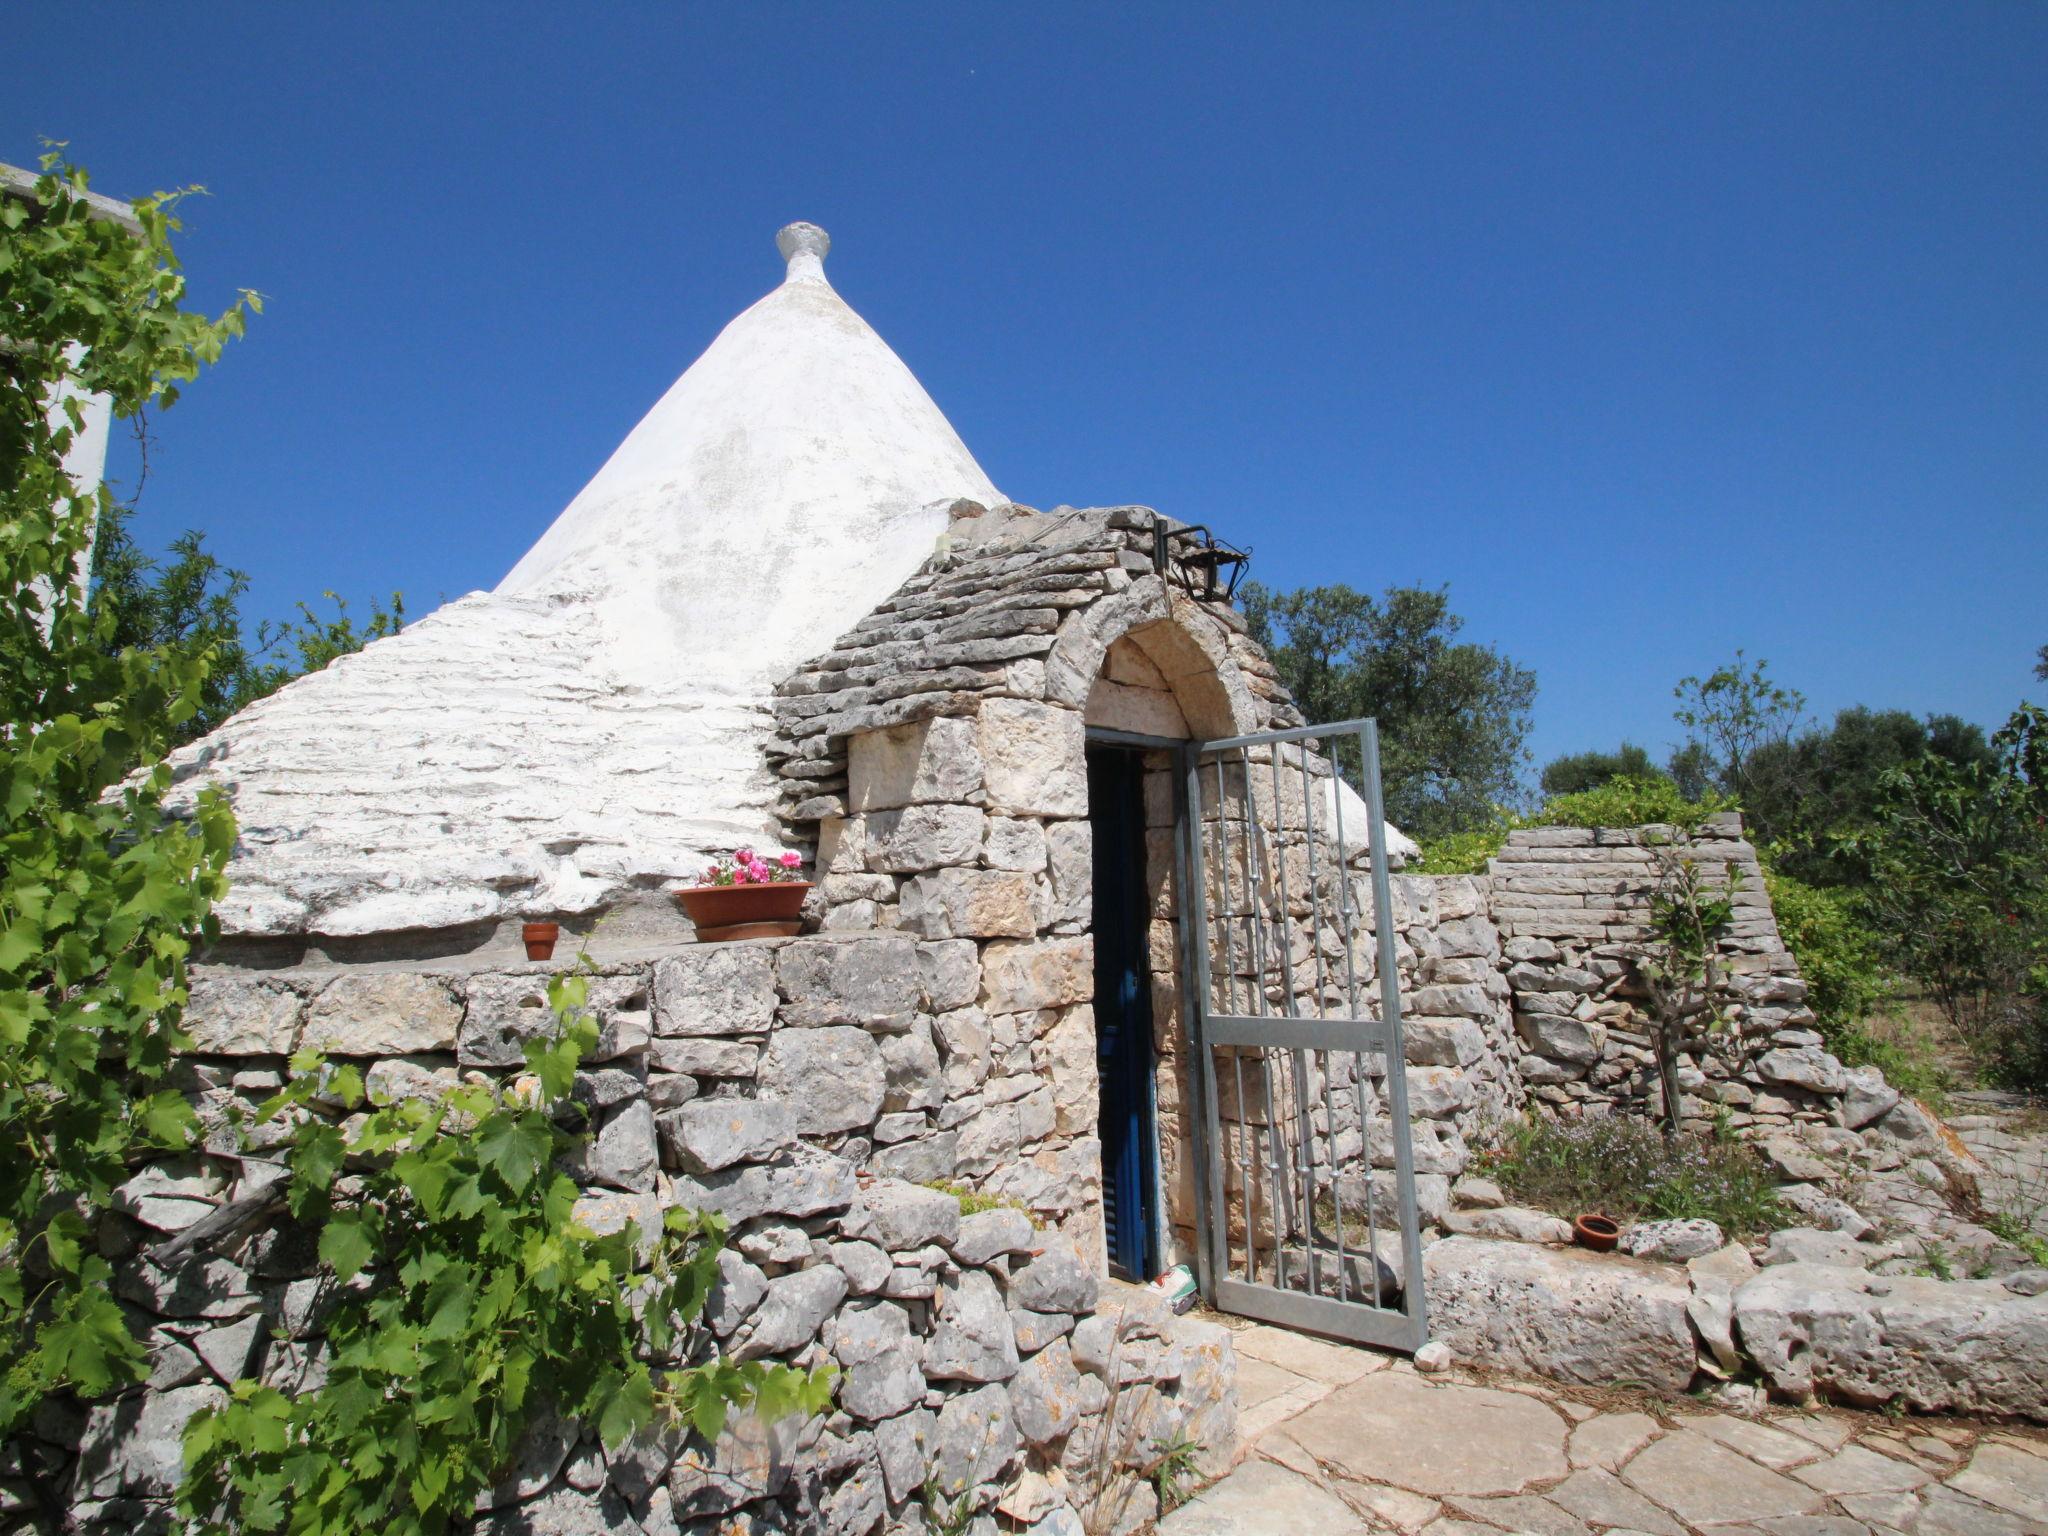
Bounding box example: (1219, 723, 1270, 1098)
(734, 847, 755, 865)
(779, 851, 802, 869)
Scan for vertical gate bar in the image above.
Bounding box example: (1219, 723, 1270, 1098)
(1321, 1046, 1349, 1304)
(1171, 743, 1212, 1299)
(1184, 745, 1226, 1306)
(1363, 718, 1428, 1340)
(1266, 744, 1320, 1294)
(1329, 731, 1363, 1017)
(1211, 757, 1242, 1026)
(1206, 753, 1251, 1290)
(1234, 1048, 1254, 1284)
(1237, 748, 1267, 1020)
(1298, 746, 1333, 1013)
(1297, 744, 1338, 1299)
(1328, 730, 1368, 1305)
(1238, 752, 1287, 1288)
(1211, 755, 1247, 1282)
(1265, 745, 1302, 1008)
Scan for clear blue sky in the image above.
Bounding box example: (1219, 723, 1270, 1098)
(11, 3, 2045, 774)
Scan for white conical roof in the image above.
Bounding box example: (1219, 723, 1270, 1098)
(165, 225, 1003, 938)
(501, 222, 1000, 685)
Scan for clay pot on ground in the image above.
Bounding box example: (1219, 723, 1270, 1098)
(1574, 1214, 1621, 1252)
(674, 882, 813, 943)
(521, 921, 560, 961)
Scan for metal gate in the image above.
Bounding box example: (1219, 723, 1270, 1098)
(1181, 718, 1428, 1351)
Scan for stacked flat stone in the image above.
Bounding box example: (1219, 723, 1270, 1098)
(46, 934, 1239, 1535)
(768, 503, 1300, 855)
(1487, 813, 1847, 1130)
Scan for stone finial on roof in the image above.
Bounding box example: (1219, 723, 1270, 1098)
(776, 221, 831, 284)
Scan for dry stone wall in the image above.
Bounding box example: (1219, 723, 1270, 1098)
(1482, 813, 1876, 1135)
(31, 935, 1238, 1536)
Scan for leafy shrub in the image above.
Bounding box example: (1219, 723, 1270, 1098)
(1413, 815, 1519, 875)
(1, 155, 253, 1429)
(180, 974, 833, 1535)
(1479, 1115, 1784, 1238)
(1537, 775, 1731, 833)
(1845, 705, 2048, 1090)
(1414, 776, 1730, 875)
(1765, 871, 1896, 1033)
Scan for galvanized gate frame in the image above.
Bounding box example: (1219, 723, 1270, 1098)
(1179, 718, 1428, 1352)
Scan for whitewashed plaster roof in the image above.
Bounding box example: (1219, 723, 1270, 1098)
(165, 224, 1003, 937)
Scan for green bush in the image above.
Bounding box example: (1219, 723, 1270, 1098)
(1412, 816, 1520, 875)
(1765, 871, 1895, 1033)
(1536, 775, 1730, 833)
(1414, 776, 1730, 875)
(1479, 1115, 1784, 1238)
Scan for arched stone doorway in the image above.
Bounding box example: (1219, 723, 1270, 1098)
(1080, 619, 1246, 1278)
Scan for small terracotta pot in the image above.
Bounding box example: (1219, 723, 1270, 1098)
(521, 921, 560, 961)
(1574, 1213, 1621, 1252)
(674, 881, 812, 943)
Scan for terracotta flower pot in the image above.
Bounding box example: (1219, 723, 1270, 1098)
(675, 881, 812, 943)
(521, 921, 559, 961)
(1574, 1213, 1621, 1252)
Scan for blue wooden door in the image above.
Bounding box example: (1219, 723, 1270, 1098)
(1088, 747, 1158, 1281)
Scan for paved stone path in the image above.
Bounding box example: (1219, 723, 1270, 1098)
(1159, 1320, 2048, 1536)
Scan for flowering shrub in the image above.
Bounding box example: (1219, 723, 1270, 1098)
(699, 847, 805, 886)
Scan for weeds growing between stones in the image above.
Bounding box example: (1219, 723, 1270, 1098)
(1479, 1115, 1786, 1238)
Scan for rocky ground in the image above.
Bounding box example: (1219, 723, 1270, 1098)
(1161, 1320, 2048, 1536)
(1949, 1091, 2048, 1243)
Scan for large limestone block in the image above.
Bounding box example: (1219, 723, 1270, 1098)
(461, 972, 648, 1066)
(918, 940, 981, 1012)
(980, 938, 1093, 1014)
(184, 975, 303, 1054)
(924, 1269, 1021, 1382)
(979, 698, 1087, 818)
(667, 1148, 858, 1224)
(74, 1382, 228, 1499)
(1755, 1046, 1849, 1096)
(845, 1178, 962, 1251)
(899, 868, 1040, 939)
(1514, 1011, 1607, 1065)
(1422, 1235, 1697, 1392)
(757, 1027, 886, 1134)
(849, 715, 984, 812)
(927, 1381, 1020, 1499)
(299, 973, 461, 1056)
(1403, 1017, 1487, 1068)
(470, 1488, 646, 1536)
(659, 1099, 797, 1172)
(775, 935, 922, 1028)
(653, 945, 779, 1036)
(832, 1301, 926, 1421)
(734, 1264, 848, 1359)
(1732, 1263, 2048, 1419)
(866, 803, 987, 873)
(667, 1409, 822, 1519)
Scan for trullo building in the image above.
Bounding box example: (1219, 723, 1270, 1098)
(81, 219, 2004, 1536)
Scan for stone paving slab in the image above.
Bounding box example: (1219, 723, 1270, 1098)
(1153, 1457, 1369, 1535)
(1164, 1315, 2048, 1536)
(1623, 1430, 1825, 1525)
(1283, 1369, 1569, 1498)
(1949, 1440, 2048, 1523)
